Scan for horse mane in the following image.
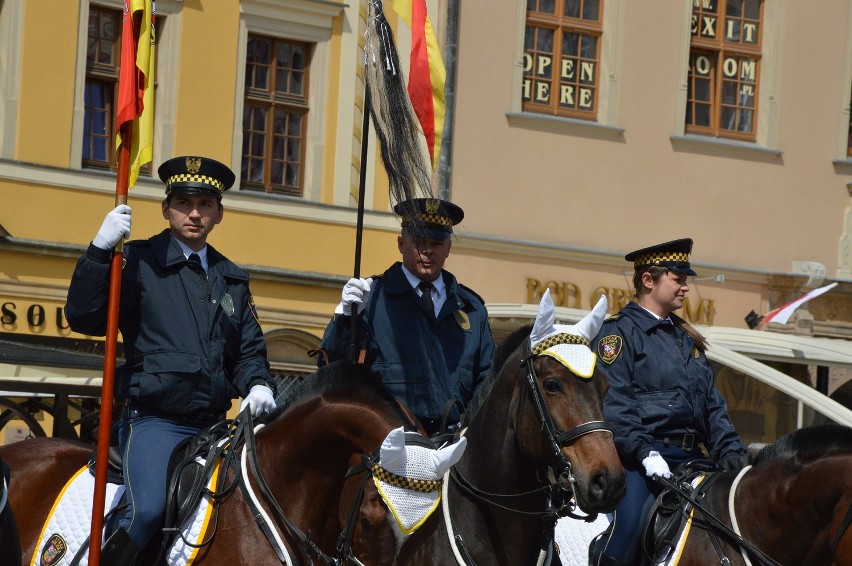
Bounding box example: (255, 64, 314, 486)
(264, 360, 413, 428)
(754, 423, 852, 465)
(462, 324, 531, 425)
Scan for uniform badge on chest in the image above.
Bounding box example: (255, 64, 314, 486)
(220, 293, 235, 316)
(454, 310, 471, 331)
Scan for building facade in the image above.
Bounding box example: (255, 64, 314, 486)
(1, 0, 852, 445)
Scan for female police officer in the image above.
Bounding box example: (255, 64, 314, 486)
(65, 156, 277, 564)
(592, 238, 748, 565)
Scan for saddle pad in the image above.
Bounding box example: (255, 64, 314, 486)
(166, 459, 222, 565)
(31, 467, 124, 566)
(31, 461, 222, 566)
(554, 513, 611, 566)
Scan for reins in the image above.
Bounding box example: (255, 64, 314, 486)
(169, 409, 367, 566)
(654, 469, 781, 566)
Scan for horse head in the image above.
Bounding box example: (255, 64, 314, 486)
(462, 289, 624, 517)
(520, 289, 625, 513)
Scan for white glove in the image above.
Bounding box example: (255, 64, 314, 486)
(641, 451, 672, 479)
(92, 205, 132, 250)
(334, 277, 373, 316)
(239, 384, 276, 417)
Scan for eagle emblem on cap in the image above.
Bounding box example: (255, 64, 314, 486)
(425, 199, 440, 214)
(185, 157, 202, 174)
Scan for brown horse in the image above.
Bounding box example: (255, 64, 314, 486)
(2, 361, 425, 565)
(395, 293, 626, 565)
(651, 424, 852, 566)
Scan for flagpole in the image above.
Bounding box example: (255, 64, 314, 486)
(87, 125, 130, 566)
(349, 85, 371, 362)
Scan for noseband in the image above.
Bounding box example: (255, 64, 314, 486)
(518, 336, 612, 491)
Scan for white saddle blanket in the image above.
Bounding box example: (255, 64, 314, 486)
(31, 462, 221, 566)
(554, 513, 610, 566)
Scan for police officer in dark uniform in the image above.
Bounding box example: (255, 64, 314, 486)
(318, 198, 495, 435)
(592, 238, 748, 566)
(65, 156, 277, 565)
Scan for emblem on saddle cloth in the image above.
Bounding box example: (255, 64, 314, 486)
(529, 290, 608, 378)
(374, 427, 466, 535)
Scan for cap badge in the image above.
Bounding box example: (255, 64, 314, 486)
(185, 157, 202, 174)
(425, 199, 440, 214)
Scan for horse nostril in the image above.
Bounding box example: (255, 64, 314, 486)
(588, 469, 608, 501)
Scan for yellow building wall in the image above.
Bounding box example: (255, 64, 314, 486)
(16, 2, 79, 167)
(171, 2, 240, 159)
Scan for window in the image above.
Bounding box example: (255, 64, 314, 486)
(522, 0, 602, 119)
(82, 4, 157, 175)
(241, 35, 310, 196)
(686, 0, 763, 141)
(83, 5, 120, 170)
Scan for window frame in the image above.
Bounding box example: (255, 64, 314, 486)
(82, 4, 122, 171)
(685, 0, 764, 142)
(522, 0, 604, 120)
(240, 34, 312, 197)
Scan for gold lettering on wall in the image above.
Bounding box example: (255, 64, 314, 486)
(525, 278, 715, 325)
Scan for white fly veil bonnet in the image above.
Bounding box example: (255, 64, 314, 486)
(529, 289, 608, 378)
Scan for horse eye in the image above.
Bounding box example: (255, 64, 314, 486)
(543, 378, 562, 393)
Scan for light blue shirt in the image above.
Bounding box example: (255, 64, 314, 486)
(400, 264, 446, 316)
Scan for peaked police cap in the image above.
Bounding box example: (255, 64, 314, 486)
(158, 156, 235, 199)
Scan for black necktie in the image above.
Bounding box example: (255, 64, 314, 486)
(418, 281, 435, 317)
(187, 253, 204, 273)
(187, 253, 210, 306)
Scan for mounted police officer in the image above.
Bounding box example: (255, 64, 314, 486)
(317, 198, 495, 436)
(65, 156, 277, 565)
(591, 238, 748, 566)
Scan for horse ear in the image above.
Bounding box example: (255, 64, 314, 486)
(530, 289, 556, 344)
(432, 437, 467, 476)
(379, 427, 407, 470)
(574, 294, 608, 343)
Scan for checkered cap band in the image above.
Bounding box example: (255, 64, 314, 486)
(531, 333, 589, 355)
(165, 173, 226, 193)
(632, 251, 690, 269)
(403, 213, 453, 229)
(372, 464, 442, 493)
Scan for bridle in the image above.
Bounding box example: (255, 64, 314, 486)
(518, 335, 613, 502)
(452, 337, 613, 516)
(442, 336, 613, 565)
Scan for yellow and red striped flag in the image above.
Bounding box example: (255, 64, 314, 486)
(390, 0, 446, 170)
(115, 0, 156, 188)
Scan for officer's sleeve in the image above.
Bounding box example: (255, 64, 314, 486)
(65, 243, 137, 336)
(317, 313, 352, 367)
(230, 289, 275, 398)
(703, 368, 747, 460)
(471, 311, 495, 397)
(594, 323, 656, 465)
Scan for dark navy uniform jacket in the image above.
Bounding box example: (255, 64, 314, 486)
(319, 262, 494, 424)
(593, 302, 746, 467)
(65, 229, 274, 416)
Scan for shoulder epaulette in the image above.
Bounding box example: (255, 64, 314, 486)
(458, 283, 485, 304)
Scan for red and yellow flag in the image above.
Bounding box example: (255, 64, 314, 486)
(390, 0, 446, 170)
(116, 0, 156, 188)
